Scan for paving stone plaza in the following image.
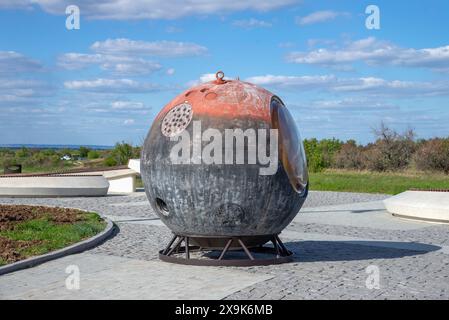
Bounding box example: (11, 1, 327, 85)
(1, 191, 449, 300)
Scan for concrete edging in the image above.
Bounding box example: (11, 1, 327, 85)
(384, 190, 449, 224)
(0, 207, 114, 276)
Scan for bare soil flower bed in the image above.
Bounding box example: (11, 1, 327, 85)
(0, 204, 105, 266)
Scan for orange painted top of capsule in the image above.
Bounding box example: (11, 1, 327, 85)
(156, 71, 273, 123)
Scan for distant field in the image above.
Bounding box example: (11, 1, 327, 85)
(309, 170, 449, 195)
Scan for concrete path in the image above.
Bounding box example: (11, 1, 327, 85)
(1, 192, 449, 300)
(0, 253, 272, 300)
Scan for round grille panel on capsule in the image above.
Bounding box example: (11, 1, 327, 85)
(161, 102, 193, 137)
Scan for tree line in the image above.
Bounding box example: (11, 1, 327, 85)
(303, 123, 449, 174)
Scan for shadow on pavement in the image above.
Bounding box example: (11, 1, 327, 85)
(285, 240, 441, 262)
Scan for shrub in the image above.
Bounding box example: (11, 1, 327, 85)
(104, 156, 118, 167)
(112, 142, 134, 165)
(414, 138, 449, 174)
(87, 150, 100, 160)
(79, 146, 91, 158)
(303, 138, 343, 172)
(365, 123, 416, 171)
(334, 140, 366, 170)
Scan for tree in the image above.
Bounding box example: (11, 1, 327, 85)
(112, 142, 134, 165)
(87, 150, 100, 160)
(367, 122, 416, 171)
(334, 140, 366, 170)
(303, 138, 343, 172)
(79, 146, 91, 158)
(414, 138, 449, 174)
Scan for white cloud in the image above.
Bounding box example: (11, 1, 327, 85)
(245, 74, 336, 89)
(0, 51, 42, 74)
(0, 0, 31, 9)
(58, 53, 162, 75)
(232, 18, 272, 29)
(300, 98, 398, 111)
(0, 79, 53, 106)
(7, 0, 299, 20)
(296, 10, 350, 25)
(111, 101, 144, 110)
(245, 74, 449, 97)
(59, 38, 204, 76)
(166, 68, 176, 76)
(287, 37, 449, 72)
(187, 73, 228, 86)
(91, 38, 207, 57)
(64, 78, 160, 93)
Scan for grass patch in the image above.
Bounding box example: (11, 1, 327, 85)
(0, 206, 105, 265)
(309, 169, 449, 195)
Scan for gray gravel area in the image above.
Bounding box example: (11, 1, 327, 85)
(303, 191, 388, 208)
(0, 190, 388, 214)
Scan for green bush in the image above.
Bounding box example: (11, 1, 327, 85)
(79, 146, 91, 158)
(112, 142, 134, 165)
(303, 138, 343, 172)
(87, 150, 100, 160)
(104, 156, 118, 167)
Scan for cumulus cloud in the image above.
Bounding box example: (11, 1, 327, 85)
(58, 53, 162, 76)
(59, 38, 206, 76)
(6, 0, 299, 20)
(0, 51, 43, 74)
(123, 119, 135, 125)
(287, 37, 449, 72)
(90, 39, 207, 57)
(64, 78, 160, 93)
(187, 73, 231, 86)
(232, 18, 272, 29)
(296, 10, 350, 25)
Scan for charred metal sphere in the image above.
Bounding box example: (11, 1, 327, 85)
(141, 72, 308, 240)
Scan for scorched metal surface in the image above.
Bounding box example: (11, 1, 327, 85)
(141, 72, 308, 238)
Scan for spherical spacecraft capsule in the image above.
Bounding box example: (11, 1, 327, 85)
(141, 71, 308, 253)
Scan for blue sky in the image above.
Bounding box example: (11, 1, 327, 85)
(0, 0, 448, 146)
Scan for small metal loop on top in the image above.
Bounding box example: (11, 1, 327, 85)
(215, 71, 226, 84)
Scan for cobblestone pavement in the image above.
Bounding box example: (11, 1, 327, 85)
(1, 191, 449, 300)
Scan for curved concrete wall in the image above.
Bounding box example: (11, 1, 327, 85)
(0, 175, 109, 197)
(384, 191, 449, 223)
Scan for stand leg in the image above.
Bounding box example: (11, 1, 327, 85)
(238, 239, 255, 260)
(218, 239, 233, 260)
(163, 234, 178, 255)
(185, 237, 190, 259)
(167, 236, 184, 256)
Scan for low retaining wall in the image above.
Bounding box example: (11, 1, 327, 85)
(0, 175, 109, 197)
(384, 190, 449, 223)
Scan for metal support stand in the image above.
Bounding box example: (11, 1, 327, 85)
(159, 234, 293, 266)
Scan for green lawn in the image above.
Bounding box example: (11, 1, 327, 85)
(309, 170, 449, 195)
(0, 211, 105, 266)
